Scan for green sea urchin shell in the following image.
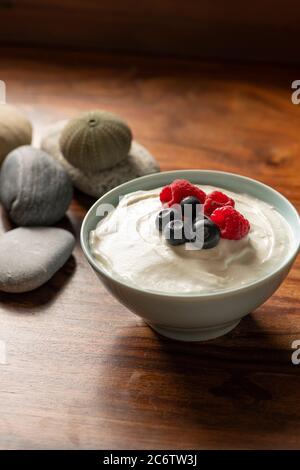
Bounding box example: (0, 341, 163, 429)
(0, 105, 32, 166)
(41, 120, 160, 198)
(59, 110, 132, 172)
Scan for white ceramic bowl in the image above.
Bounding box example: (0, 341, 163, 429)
(81, 170, 300, 341)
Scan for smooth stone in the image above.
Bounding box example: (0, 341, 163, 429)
(0, 105, 32, 166)
(41, 120, 160, 198)
(0, 227, 75, 293)
(0, 145, 73, 226)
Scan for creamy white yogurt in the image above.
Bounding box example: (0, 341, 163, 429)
(89, 186, 294, 294)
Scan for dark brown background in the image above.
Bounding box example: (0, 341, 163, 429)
(0, 0, 300, 63)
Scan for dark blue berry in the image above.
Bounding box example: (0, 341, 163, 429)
(190, 218, 220, 249)
(180, 196, 202, 220)
(156, 207, 181, 232)
(164, 220, 186, 246)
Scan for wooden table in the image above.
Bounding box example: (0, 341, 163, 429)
(0, 47, 299, 450)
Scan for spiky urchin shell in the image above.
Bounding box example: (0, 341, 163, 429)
(41, 120, 160, 198)
(0, 104, 32, 166)
(59, 110, 132, 172)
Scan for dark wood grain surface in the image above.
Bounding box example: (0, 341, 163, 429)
(0, 47, 299, 450)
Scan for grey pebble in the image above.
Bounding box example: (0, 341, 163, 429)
(0, 227, 75, 293)
(0, 145, 73, 226)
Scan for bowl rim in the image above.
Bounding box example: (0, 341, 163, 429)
(80, 169, 300, 299)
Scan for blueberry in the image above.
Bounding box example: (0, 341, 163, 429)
(190, 218, 220, 249)
(180, 196, 202, 220)
(155, 208, 181, 232)
(164, 220, 186, 246)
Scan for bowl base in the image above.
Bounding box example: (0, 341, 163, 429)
(148, 319, 240, 342)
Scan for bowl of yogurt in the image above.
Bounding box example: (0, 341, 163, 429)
(81, 170, 300, 341)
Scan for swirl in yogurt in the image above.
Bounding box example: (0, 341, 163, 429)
(89, 186, 293, 294)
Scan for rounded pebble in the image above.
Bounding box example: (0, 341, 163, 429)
(0, 227, 75, 293)
(0, 105, 32, 166)
(0, 145, 73, 226)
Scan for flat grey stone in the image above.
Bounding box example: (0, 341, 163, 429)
(0, 145, 73, 226)
(0, 227, 75, 293)
(41, 120, 160, 198)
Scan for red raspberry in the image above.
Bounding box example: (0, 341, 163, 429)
(160, 185, 172, 203)
(210, 206, 250, 240)
(204, 191, 235, 216)
(159, 179, 206, 207)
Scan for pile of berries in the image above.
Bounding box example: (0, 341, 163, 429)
(156, 179, 250, 248)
